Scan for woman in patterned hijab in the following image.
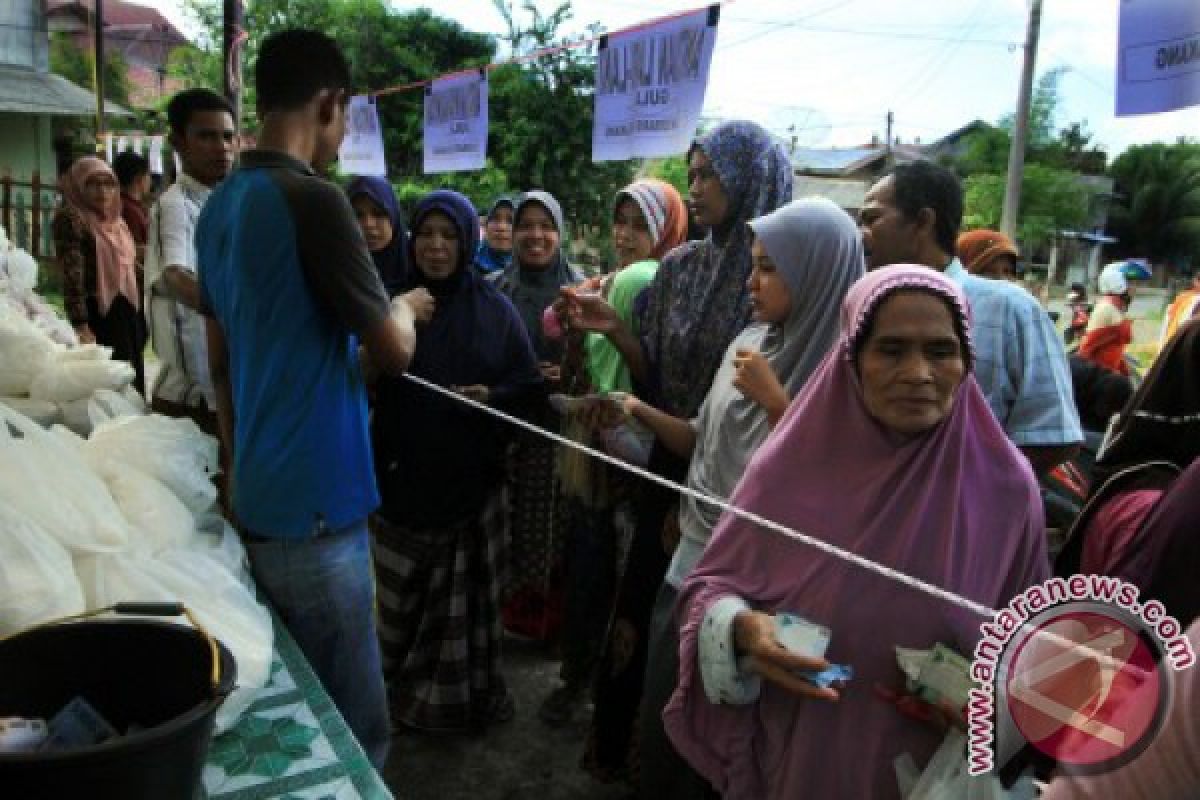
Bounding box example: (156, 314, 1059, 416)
(571, 120, 793, 784)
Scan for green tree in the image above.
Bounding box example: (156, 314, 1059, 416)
(646, 156, 689, 197)
(963, 164, 1091, 251)
(486, 1, 635, 245)
(175, 0, 495, 180)
(1107, 141, 1200, 268)
(49, 32, 132, 107)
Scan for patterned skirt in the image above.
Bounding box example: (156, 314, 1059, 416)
(501, 436, 567, 640)
(371, 487, 509, 732)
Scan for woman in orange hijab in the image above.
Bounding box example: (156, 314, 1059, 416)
(956, 228, 1020, 280)
(53, 156, 145, 392)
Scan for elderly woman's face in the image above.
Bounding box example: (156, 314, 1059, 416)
(857, 290, 965, 436)
(413, 210, 459, 280)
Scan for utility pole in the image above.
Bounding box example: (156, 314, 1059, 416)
(94, 0, 106, 155)
(223, 0, 245, 128)
(885, 110, 894, 156)
(1000, 0, 1043, 240)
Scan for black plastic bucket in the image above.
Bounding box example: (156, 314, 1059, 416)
(0, 604, 236, 800)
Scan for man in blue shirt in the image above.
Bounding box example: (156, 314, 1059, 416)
(198, 29, 424, 769)
(859, 160, 1082, 474)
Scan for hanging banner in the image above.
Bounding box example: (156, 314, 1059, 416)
(592, 5, 719, 162)
(104, 133, 114, 163)
(423, 70, 488, 174)
(116, 136, 129, 155)
(1117, 0, 1200, 116)
(338, 95, 388, 177)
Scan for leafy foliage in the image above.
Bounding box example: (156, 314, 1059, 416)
(1107, 141, 1200, 268)
(963, 164, 1090, 252)
(173, 0, 635, 254)
(49, 32, 132, 107)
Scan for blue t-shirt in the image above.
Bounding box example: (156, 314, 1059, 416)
(197, 150, 391, 537)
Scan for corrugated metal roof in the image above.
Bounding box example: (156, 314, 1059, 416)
(791, 146, 884, 174)
(0, 65, 131, 116)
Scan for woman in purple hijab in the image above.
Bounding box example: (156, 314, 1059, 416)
(664, 266, 1049, 799)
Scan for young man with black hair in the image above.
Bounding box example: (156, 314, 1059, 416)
(859, 160, 1082, 474)
(145, 88, 237, 430)
(197, 29, 427, 769)
(113, 149, 151, 255)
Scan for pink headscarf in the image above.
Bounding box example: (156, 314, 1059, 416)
(663, 265, 1048, 799)
(61, 157, 139, 313)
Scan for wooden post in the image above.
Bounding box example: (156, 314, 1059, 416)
(2, 174, 11, 238)
(31, 171, 42, 258)
(94, 0, 107, 154)
(223, 0, 245, 128)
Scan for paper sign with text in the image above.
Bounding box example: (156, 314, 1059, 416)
(423, 71, 489, 173)
(592, 6, 719, 162)
(1117, 0, 1200, 116)
(339, 95, 388, 177)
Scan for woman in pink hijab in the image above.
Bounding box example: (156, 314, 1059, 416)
(53, 156, 144, 392)
(664, 266, 1049, 798)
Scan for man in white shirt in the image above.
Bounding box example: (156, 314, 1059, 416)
(145, 89, 238, 431)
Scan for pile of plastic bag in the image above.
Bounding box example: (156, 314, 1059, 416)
(0, 277, 143, 436)
(0, 400, 273, 732)
(0, 224, 77, 347)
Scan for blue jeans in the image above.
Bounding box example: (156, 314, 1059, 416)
(244, 519, 390, 770)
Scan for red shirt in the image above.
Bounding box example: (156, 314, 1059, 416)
(120, 192, 149, 247)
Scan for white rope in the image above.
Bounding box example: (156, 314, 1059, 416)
(401, 373, 999, 620)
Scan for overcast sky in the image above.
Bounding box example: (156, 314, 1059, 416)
(137, 0, 1199, 156)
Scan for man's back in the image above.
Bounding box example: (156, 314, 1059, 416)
(948, 261, 1083, 449)
(197, 150, 388, 537)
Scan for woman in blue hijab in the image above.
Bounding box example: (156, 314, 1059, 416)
(347, 176, 409, 294)
(370, 189, 542, 732)
(475, 195, 516, 275)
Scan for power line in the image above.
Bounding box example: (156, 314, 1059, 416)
(717, 0, 865, 52)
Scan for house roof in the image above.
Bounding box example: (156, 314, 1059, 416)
(46, 1, 188, 47)
(791, 146, 884, 175)
(0, 64, 131, 116)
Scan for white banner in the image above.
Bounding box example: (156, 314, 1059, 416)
(592, 6, 719, 162)
(423, 71, 489, 173)
(1117, 0, 1200, 116)
(338, 95, 388, 177)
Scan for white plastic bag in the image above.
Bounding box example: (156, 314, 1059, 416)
(0, 506, 85, 637)
(55, 343, 112, 363)
(85, 415, 219, 513)
(191, 512, 250, 582)
(0, 405, 131, 554)
(3, 248, 37, 295)
(87, 388, 143, 427)
(29, 358, 135, 403)
(75, 549, 273, 732)
(0, 313, 56, 395)
(98, 464, 196, 553)
(0, 396, 62, 426)
(58, 396, 95, 436)
(899, 730, 1035, 800)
